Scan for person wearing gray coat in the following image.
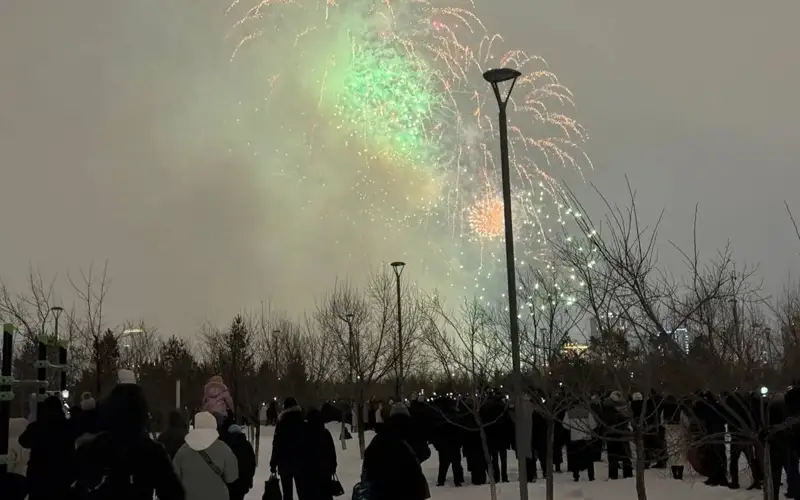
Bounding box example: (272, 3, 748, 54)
(174, 411, 239, 500)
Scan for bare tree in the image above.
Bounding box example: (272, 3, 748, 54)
(423, 295, 503, 500)
(315, 273, 396, 457)
(0, 268, 60, 342)
(548, 180, 742, 500)
(298, 313, 337, 401)
(69, 262, 117, 396)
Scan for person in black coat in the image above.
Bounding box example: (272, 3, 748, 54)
(430, 397, 464, 487)
(218, 414, 257, 500)
(270, 397, 306, 500)
(298, 408, 338, 500)
(695, 392, 729, 487)
(18, 396, 75, 500)
(73, 383, 184, 500)
(362, 404, 429, 500)
(481, 395, 510, 483)
(158, 410, 189, 459)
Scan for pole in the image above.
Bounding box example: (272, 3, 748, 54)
(54, 311, 67, 394)
(492, 78, 529, 493)
(37, 336, 47, 398)
(395, 272, 403, 401)
(346, 318, 354, 451)
(176, 379, 181, 409)
(348, 321, 354, 391)
(1, 324, 14, 476)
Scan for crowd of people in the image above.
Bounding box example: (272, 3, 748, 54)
(346, 387, 800, 500)
(1, 371, 340, 500)
(5, 373, 800, 500)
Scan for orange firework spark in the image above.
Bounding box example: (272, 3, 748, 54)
(468, 196, 504, 240)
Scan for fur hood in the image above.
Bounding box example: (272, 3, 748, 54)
(185, 412, 219, 451)
(204, 380, 229, 394)
(227, 424, 245, 434)
(609, 391, 625, 404)
(278, 406, 302, 422)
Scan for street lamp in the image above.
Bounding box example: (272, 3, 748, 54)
(50, 307, 64, 340)
(483, 66, 528, 496)
(344, 314, 355, 387)
(121, 328, 143, 349)
(390, 261, 406, 400)
(49, 306, 67, 394)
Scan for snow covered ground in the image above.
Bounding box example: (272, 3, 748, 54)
(244, 424, 763, 500)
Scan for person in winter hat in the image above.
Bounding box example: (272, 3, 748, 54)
(80, 391, 96, 410)
(73, 382, 184, 500)
(603, 391, 633, 479)
(118, 368, 138, 384)
(73, 392, 100, 448)
(158, 410, 189, 460)
(18, 396, 75, 500)
(218, 412, 257, 500)
(203, 375, 235, 421)
(174, 411, 239, 500)
(298, 408, 338, 500)
(271, 397, 305, 500)
(562, 403, 597, 481)
(362, 403, 430, 500)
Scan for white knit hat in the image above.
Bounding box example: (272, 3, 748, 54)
(80, 392, 96, 410)
(117, 369, 137, 385)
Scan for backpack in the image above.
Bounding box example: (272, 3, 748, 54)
(71, 434, 136, 500)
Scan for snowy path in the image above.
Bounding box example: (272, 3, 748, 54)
(245, 425, 762, 500)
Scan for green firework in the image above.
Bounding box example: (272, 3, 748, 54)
(335, 40, 442, 167)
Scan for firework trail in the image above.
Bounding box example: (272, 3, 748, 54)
(228, 0, 592, 292)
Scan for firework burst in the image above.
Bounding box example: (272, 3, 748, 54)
(228, 0, 592, 292)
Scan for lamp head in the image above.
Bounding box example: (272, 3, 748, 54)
(482, 68, 522, 84)
(345, 313, 354, 322)
(50, 306, 64, 313)
(390, 261, 406, 276)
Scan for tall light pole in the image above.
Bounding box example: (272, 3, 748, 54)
(50, 306, 65, 394)
(390, 261, 406, 400)
(483, 66, 528, 496)
(345, 314, 355, 389)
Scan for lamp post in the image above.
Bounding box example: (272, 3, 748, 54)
(483, 66, 528, 496)
(50, 307, 65, 393)
(390, 261, 406, 400)
(345, 314, 355, 389)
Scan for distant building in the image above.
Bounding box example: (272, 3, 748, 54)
(668, 327, 691, 353)
(562, 342, 589, 354)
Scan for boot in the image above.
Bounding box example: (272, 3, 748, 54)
(677, 466, 684, 480)
(671, 466, 679, 480)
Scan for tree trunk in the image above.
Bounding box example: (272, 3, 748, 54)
(478, 421, 498, 500)
(340, 419, 348, 451)
(94, 339, 102, 396)
(254, 421, 261, 466)
(763, 441, 772, 500)
(357, 390, 366, 459)
(634, 429, 648, 500)
(546, 419, 555, 500)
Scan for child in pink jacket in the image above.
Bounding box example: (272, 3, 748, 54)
(202, 375, 234, 420)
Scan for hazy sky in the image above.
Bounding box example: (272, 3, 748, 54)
(1, 0, 798, 337)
